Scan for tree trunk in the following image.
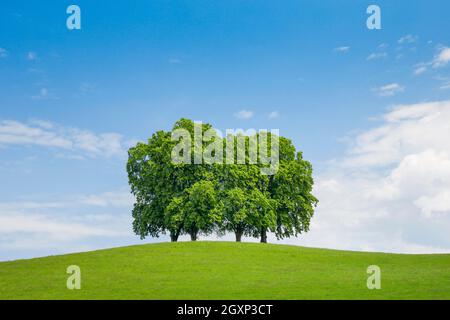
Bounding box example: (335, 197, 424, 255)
(170, 229, 180, 242)
(190, 232, 197, 241)
(235, 230, 243, 242)
(260, 228, 267, 243)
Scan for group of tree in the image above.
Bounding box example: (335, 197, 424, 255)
(127, 118, 318, 243)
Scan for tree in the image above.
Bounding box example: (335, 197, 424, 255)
(248, 134, 317, 242)
(248, 189, 277, 243)
(165, 197, 184, 242)
(220, 187, 251, 242)
(127, 118, 317, 243)
(216, 132, 269, 242)
(127, 133, 171, 240)
(270, 151, 318, 240)
(182, 180, 221, 240)
(127, 118, 220, 241)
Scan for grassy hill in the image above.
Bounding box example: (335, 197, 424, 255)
(0, 241, 449, 300)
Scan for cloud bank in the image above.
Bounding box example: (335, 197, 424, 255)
(0, 189, 134, 259)
(0, 119, 131, 159)
(291, 100, 450, 253)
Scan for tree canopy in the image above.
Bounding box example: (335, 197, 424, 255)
(127, 118, 317, 242)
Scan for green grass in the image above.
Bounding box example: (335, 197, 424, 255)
(0, 241, 449, 300)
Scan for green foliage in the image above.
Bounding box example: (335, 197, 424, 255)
(127, 118, 318, 242)
(270, 151, 318, 239)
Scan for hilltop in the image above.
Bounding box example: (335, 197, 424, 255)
(0, 242, 449, 299)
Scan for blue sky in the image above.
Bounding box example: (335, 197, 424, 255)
(1, 1, 450, 260)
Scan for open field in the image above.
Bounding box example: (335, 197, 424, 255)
(0, 242, 449, 299)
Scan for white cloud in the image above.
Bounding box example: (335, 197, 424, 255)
(0, 48, 8, 58)
(366, 52, 387, 61)
(0, 120, 72, 149)
(29, 119, 54, 129)
(80, 190, 134, 207)
(70, 130, 126, 158)
(415, 46, 450, 73)
(334, 46, 350, 53)
(0, 214, 118, 240)
(440, 83, 450, 90)
(27, 51, 37, 60)
(432, 47, 450, 68)
(345, 101, 450, 167)
(234, 110, 254, 120)
(268, 111, 279, 119)
(0, 190, 133, 213)
(0, 119, 131, 158)
(294, 100, 450, 253)
(413, 66, 427, 75)
(415, 190, 450, 218)
(398, 34, 418, 44)
(372, 83, 405, 97)
(0, 188, 133, 256)
(31, 87, 58, 100)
